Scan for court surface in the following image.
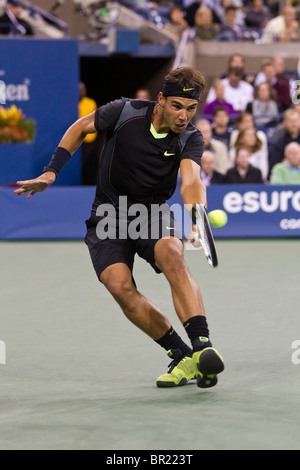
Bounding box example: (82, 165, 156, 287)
(0, 239, 299, 450)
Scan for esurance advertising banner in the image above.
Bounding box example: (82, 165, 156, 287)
(169, 184, 300, 239)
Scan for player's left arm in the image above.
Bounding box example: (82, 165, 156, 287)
(180, 158, 207, 212)
(180, 158, 206, 243)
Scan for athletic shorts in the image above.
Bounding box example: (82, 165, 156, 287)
(84, 204, 182, 281)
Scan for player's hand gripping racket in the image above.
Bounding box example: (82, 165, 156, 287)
(192, 203, 218, 268)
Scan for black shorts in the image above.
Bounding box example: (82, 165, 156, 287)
(84, 204, 182, 281)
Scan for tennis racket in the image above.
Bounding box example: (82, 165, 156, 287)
(193, 203, 218, 268)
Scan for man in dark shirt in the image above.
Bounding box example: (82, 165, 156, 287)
(224, 146, 264, 184)
(14, 66, 224, 390)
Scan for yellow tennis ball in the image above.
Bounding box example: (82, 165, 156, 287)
(208, 209, 228, 228)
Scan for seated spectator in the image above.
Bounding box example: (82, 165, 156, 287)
(166, 6, 189, 36)
(195, 118, 231, 175)
(216, 6, 244, 41)
(202, 78, 239, 120)
(224, 146, 264, 183)
(270, 142, 300, 184)
(200, 150, 225, 185)
(269, 109, 300, 170)
(273, 56, 292, 84)
(244, 0, 271, 32)
(0, 0, 33, 35)
(194, 6, 220, 40)
(230, 126, 269, 180)
(205, 68, 254, 113)
(220, 52, 255, 86)
(260, 5, 300, 44)
(214, 0, 245, 28)
(254, 59, 291, 111)
(184, 0, 221, 27)
(230, 111, 268, 150)
(211, 106, 232, 148)
(79, 82, 99, 186)
(246, 82, 280, 127)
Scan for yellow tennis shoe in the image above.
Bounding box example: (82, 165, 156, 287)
(156, 349, 196, 388)
(193, 345, 225, 388)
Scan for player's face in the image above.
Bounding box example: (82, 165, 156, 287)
(159, 94, 198, 133)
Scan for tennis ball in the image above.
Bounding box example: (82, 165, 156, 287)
(208, 210, 228, 228)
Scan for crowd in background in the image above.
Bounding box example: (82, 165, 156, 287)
(194, 52, 300, 186)
(129, 0, 300, 44)
(1, 0, 300, 185)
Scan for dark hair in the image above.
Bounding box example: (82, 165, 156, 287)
(213, 106, 229, 116)
(228, 67, 243, 77)
(163, 66, 206, 98)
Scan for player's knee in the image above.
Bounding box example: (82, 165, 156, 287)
(104, 278, 136, 303)
(155, 240, 184, 273)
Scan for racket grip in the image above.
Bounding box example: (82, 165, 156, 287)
(189, 206, 197, 225)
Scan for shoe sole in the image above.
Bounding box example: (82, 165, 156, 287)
(193, 348, 224, 389)
(156, 377, 188, 388)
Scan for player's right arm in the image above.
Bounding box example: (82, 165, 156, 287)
(14, 112, 96, 199)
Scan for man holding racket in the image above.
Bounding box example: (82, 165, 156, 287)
(14, 66, 224, 389)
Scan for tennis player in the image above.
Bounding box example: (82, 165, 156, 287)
(14, 66, 224, 389)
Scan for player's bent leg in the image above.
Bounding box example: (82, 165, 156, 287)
(154, 238, 206, 322)
(100, 263, 171, 340)
(155, 239, 225, 389)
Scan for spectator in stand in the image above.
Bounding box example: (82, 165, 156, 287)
(230, 111, 268, 150)
(246, 82, 280, 127)
(221, 53, 255, 86)
(202, 78, 239, 120)
(167, 6, 189, 36)
(195, 118, 231, 175)
(269, 109, 300, 171)
(273, 56, 292, 84)
(79, 81, 99, 186)
(224, 146, 264, 184)
(230, 126, 269, 181)
(213, 0, 245, 28)
(194, 6, 220, 40)
(184, 0, 221, 27)
(270, 142, 300, 184)
(244, 0, 271, 32)
(211, 106, 232, 148)
(200, 150, 225, 185)
(216, 6, 244, 41)
(260, 5, 300, 44)
(0, 0, 33, 35)
(205, 67, 254, 113)
(254, 59, 291, 112)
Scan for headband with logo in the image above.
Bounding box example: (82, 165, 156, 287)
(162, 81, 200, 101)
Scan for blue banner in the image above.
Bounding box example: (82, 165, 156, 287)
(0, 184, 300, 240)
(0, 38, 80, 185)
(169, 184, 300, 238)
